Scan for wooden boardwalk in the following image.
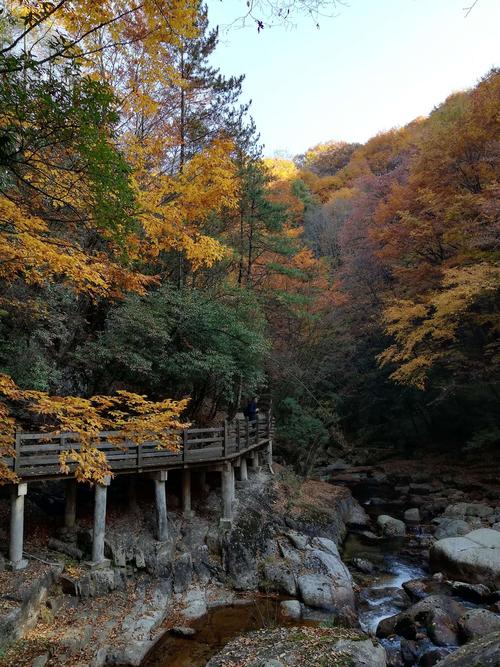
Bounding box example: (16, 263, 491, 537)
(4, 413, 274, 569)
(6, 413, 273, 481)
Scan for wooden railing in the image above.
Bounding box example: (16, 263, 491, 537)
(4, 412, 274, 481)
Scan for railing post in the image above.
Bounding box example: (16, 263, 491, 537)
(14, 431, 21, 475)
(223, 419, 228, 457)
(236, 419, 241, 451)
(183, 429, 188, 463)
(137, 442, 143, 470)
(245, 417, 250, 449)
(255, 413, 259, 444)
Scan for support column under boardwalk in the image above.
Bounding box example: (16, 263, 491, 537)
(152, 471, 168, 542)
(90, 476, 111, 567)
(182, 469, 192, 518)
(238, 457, 248, 481)
(64, 479, 77, 530)
(10, 483, 28, 570)
(250, 450, 260, 471)
(220, 462, 233, 529)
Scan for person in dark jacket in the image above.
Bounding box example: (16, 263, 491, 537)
(244, 396, 259, 422)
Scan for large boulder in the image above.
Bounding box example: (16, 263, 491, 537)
(297, 573, 354, 611)
(433, 519, 472, 540)
(444, 503, 494, 519)
(377, 515, 406, 537)
(297, 543, 355, 611)
(458, 608, 500, 641)
(433, 630, 500, 666)
(430, 529, 500, 589)
(376, 595, 465, 646)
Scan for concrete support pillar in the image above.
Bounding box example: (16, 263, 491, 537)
(64, 479, 77, 529)
(230, 464, 236, 503)
(220, 462, 233, 529)
(182, 469, 192, 518)
(91, 476, 110, 566)
(267, 440, 275, 474)
(250, 450, 260, 470)
(153, 471, 168, 542)
(238, 457, 248, 481)
(9, 483, 28, 570)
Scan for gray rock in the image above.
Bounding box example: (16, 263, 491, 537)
(304, 549, 353, 587)
(430, 529, 500, 589)
(262, 561, 297, 596)
(297, 573, 354, 611)
(335, 638, 387, 667)
(451, 580, 491, 602)
(47, 538, 83, 560)
(353, 557, 375, 574)
(433, 519, 472, 540)
(400, 638, 433, 665)
(263, 661, 284, 667)
(418, 647, 452, 666)
(376, 595, 465, 645)
(377, 515, 406, 537)
(458, 608, 500, 641)
(173, 553, 193, 593)
(347, 503, 371, 528)
(278, 540, 301, 563)
(280, 599, 301, 619)
(31, 655, 49, 667)
(433, 630, 500, 666)
(404, 508, 421, 523)
(135, 549, 145, 569)
(310, 536, 341, 558)
(444, 503, 494, 519)
(286, 531, 309, 550)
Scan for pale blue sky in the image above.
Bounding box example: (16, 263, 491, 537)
(206, 0, 499, 156)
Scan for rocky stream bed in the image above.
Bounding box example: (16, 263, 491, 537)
(1, 459, 500, 666)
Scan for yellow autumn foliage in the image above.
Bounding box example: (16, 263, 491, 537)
(378, 263, 500, 389)
(0, 374, 189, 484)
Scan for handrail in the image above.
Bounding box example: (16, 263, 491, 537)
(4, 412, 273, 481)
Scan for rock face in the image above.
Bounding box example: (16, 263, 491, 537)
(221, 474, 357, 613)
(433, 630, 500, 666)
(377, 514, 406, 537)
(430, 529, 500, 589)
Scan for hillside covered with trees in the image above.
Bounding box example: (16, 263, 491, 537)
(0, 0, 498, 484)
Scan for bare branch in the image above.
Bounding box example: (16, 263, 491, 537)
(464, 0, 480, 17)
